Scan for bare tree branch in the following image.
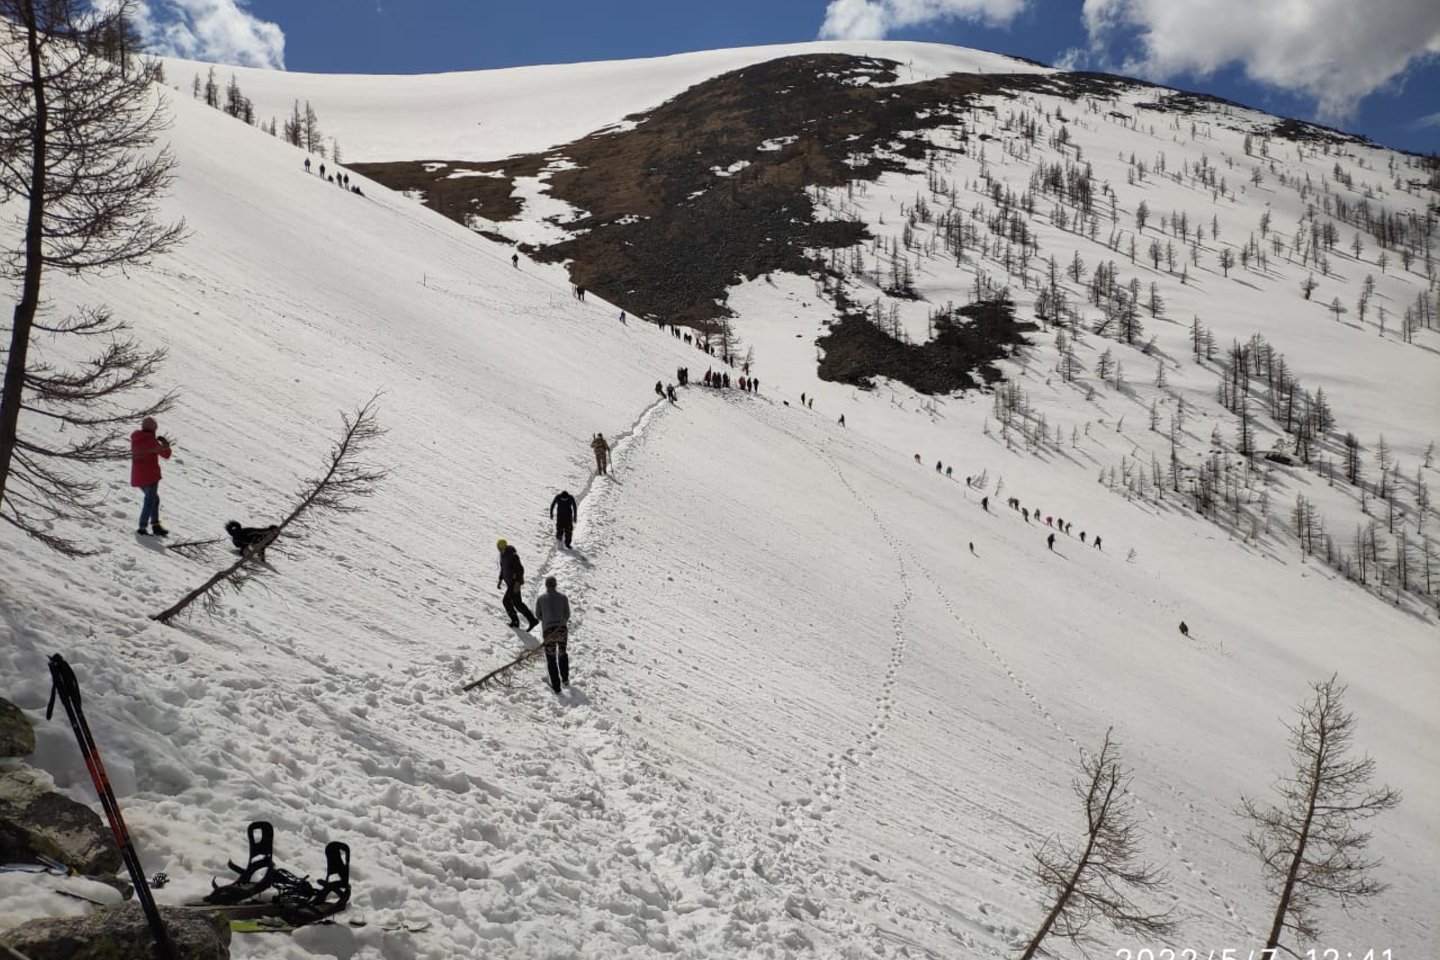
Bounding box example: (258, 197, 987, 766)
(1019, 729, 1178, 959)
(164, 535, 222, 562)
(1241, 675, 1400, 955)
(151, 396, 386, 624)
(462, 643, 549, 692)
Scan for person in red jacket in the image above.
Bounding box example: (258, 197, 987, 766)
(130, 416, 172, 536)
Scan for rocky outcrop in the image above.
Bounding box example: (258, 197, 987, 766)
(0, 768, 121, 876)
(0, 905, 229, 960)
(0, 699, 34, 757)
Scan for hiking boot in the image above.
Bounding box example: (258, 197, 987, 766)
(151, 523, 169, 536)
(525, 618, 539, 632)
(137, 527, 150, 536)
(507, 620, 520, 629)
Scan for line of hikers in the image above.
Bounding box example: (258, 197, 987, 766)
(302, 156, 363, 195)
(698, 368, 759, 391)
(1001, 496, 1101, 550)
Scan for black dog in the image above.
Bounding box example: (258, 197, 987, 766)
(226, 521, 279, 561)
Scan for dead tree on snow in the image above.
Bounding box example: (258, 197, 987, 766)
(461, 643, 549, 692)
(1018, 729, 1177, 959)
(152, 396, 385, 624)
(1240, 675, 1399, 956)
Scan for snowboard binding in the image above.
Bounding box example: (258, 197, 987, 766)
(201, 823, 350, 926)
(203, 821, 275, 905)
(277, 842, 350, 926)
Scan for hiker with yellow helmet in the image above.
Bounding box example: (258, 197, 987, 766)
(496, 539, 538, 631)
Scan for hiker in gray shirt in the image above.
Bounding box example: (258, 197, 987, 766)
(536, 575, 572, 694)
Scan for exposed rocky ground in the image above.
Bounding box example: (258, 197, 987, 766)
(353, 55, 1401, 395)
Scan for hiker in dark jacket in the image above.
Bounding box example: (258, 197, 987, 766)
(550, 491, 577, 548)
(496, 539, 538, 630)
(536, 575, 572, 694)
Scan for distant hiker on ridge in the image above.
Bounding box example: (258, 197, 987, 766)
(511, 252, 519, 268)
(537, 575, 572, 695)
(496, 539, 538, 631)
(550, 490, 578, 549)
(591, 433, 610, 476)
(1179, 621, 1190, 638)
(130, 416, 172, 537)
(1047, 533, 1056, 551)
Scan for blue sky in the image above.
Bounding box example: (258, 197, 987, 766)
(134, 0, 1440, 154)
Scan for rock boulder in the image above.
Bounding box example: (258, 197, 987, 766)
(0, 699, 34, 757)
(0, 905, 229, 960)
(0, 768, 121, 876)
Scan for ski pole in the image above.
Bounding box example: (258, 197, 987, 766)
(47, 654, 175, 960)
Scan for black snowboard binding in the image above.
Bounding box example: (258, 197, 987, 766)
(203, 821, 276, 905)
(278, 841, 350, 926)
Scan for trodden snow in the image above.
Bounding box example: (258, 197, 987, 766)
(1, 41, 1436, 960)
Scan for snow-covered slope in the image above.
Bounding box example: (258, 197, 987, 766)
(1, 45, 1435, 960)
(161, 41, 1049, 163)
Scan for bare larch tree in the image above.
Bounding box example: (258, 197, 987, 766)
(1019, 729, 1177, 959)
(152, 396, 386, 624)
(1240, 675, 1400, 956)
(0, 0, 185, 553)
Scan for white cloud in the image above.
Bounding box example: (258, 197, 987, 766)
(1052, 46, 1086, 72)
(1414, 111, 1440, 129)
(131, 0, 286, 70)
(819, 0, 1029, 42)
(1080, 0, 1440, 121)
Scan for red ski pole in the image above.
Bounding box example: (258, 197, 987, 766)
(47, 654, 175, 960)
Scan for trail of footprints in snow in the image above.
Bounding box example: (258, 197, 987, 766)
(907, 551, 1078, 752)
(725, 401, 1242, 946)
(903, 531, 1244, 931)
(1148, 800, 1243, 927)
(806, 460, 916, 819)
